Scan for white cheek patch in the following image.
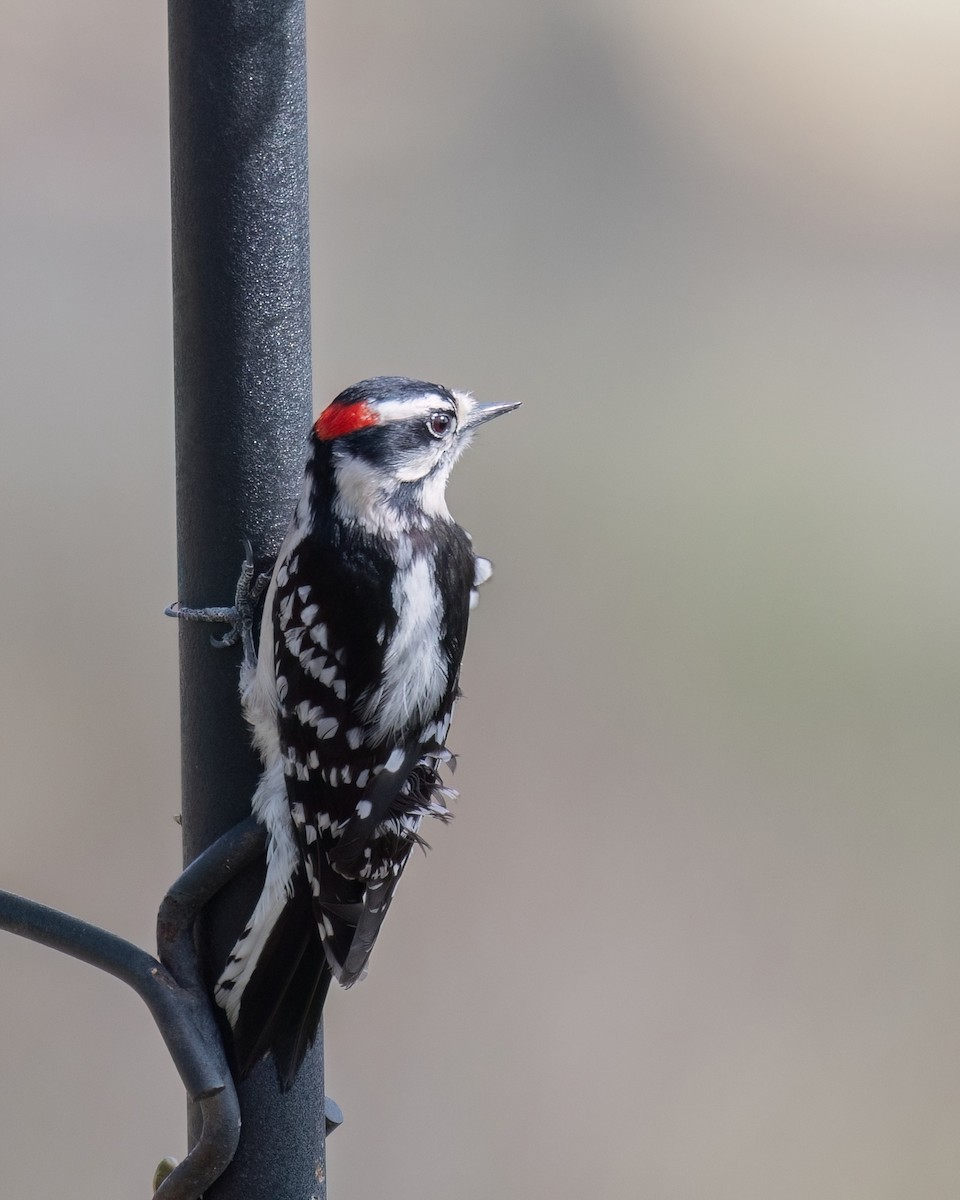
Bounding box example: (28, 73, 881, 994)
(333, 439, 452, 527)
(393, 446, 446, 483)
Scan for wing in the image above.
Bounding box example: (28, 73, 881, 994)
(272, 526, 470, 985)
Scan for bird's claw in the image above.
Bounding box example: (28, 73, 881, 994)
(232, 539, 273, 662)
(163, 601, 242, 648)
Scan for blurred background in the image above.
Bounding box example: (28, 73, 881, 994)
(2, 0, 960, 1196)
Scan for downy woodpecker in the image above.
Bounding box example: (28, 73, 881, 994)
(215, 376, 518, 1085)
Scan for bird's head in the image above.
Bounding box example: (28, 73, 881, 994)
(312, 376, 519, 533)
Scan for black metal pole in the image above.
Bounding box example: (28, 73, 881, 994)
(167, 1, 324, 1196)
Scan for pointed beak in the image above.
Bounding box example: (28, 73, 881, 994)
(464, 400, 522, 430)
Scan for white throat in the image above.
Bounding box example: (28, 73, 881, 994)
(332, 452, 453, 535)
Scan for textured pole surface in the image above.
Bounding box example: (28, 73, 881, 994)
(167, 1, 325, 1195)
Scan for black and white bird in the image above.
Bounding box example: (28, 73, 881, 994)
(215, 376, 518, 1085)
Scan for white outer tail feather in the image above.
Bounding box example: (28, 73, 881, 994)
(214, 757, 300, 1025)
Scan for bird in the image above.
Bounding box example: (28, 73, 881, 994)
(213, 376, 518, 1086)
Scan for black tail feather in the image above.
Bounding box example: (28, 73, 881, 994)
(229, 871, 331, 1089)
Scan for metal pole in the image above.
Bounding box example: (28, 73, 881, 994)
(167, 1, 325, 1196)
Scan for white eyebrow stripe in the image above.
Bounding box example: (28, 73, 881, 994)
(371, 395, 452, 425)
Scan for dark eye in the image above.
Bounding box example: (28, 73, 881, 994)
(427, 411, 453, 438)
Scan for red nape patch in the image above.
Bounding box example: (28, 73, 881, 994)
(314, 401, 378, 440)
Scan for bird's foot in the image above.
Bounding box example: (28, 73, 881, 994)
(166, 540, 272, 663)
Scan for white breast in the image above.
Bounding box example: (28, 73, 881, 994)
(365, 552, 446, 739)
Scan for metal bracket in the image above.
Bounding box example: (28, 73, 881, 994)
(0, 816, 342, 1200)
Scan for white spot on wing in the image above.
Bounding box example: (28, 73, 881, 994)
(474, 555, 493, 587)
(304, 654, 329, 679)
(384, 746, 406, 772)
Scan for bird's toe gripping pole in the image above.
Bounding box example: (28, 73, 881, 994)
(165, 540, 273, 663)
